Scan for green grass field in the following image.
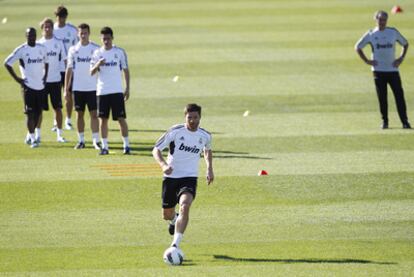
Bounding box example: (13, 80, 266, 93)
(1, 0, 414, 276)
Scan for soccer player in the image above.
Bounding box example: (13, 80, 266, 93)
(4, 27, 49, 148)
(355, 10, 410, 129)
(65, 23, 101, 150)
(152, 103, 214, 251)
(38, 18, 67, 143)
(90, 26, 130, 155)
(54, 5, 78, 130)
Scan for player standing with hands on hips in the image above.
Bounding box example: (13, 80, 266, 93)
(152, 104, 214, 252)
(355, 10, 410, 129)
(4, 28, 48, 148)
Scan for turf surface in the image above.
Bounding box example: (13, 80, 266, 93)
(1, 0, 413, 276)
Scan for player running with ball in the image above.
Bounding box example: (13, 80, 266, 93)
(153, 103, 214, 252)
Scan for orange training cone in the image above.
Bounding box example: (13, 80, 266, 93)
(258, 170, 268, 176)
(391, 5, 403, 14)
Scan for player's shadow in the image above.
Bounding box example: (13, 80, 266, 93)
(180, 259, 196, 266)
(213, 255, 396, 265)
(213, 150, 272, 160)
(110, 129, 224, 135)
(109, 129, 165, 133)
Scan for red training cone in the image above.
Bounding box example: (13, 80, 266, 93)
(258, 170, 268, 176)
(391, 5, 403, 14)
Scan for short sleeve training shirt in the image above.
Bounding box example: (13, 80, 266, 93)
(90, 46, 128, 95)
(155, 124, 212, 178)
(4, 43, 48, 90)
(355, 27, 408, 72)
(67, 42, 99, 91)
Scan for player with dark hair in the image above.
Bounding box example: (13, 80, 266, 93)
(54, 5, 78, 130)
(90, 26, 130, 155)
(65, 23, 101, 149)
(4, 27, 49, 148)
(152, 103, 214, 251)
(355, 10, 410, 129)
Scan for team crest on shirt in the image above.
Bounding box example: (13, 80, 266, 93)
(55, 43, 59, 49)
(199, 138, 203, 145)
(67, 32, 71, 37)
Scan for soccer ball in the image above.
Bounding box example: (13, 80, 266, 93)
(163, 246, 184, 265)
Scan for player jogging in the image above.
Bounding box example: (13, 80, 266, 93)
(65, 23, 101, 150)
(90, 26, 131, 155)
(54, 5, 79, 130)
(152, 103, 214, 252)
(38, 17, 67, 143)
(355, 10, 410, 129)
(4, 27, 49, 148)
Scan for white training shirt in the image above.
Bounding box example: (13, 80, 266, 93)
(67, 41, 99, 91)
(53, 22, 78, 72)
(355, 27, 408, 72)
(155, 124, 212, 178)
(37, 36, 67, 83)
(91, 46, 128, 96)
(4, 43, 48, 90)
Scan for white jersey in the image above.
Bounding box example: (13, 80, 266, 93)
(91, 46, 128, 96)
(4, 43, 48, 90)
(355, 27, 408, 72)
(155, 124, 212, 178)
(53, 22, 78, 72)
(37, 36, 67, 83)
(67, 42, 99, 91)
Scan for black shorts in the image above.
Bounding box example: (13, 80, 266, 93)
(162, 177, 197, 209)
(43, 82, 62, 110)
(97, 93, 126, 120)
(23, 86, 44, 114)
(74, 91, 97, 112)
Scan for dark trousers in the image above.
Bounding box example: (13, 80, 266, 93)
(373, 71, 409, 124)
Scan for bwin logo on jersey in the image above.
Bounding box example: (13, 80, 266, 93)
(28, 57, 43, 64)
(47, 51, 57, 57)
(376, 43, 393, 50)
(104, 60, 118, 66)
(77, 56, 91, 63)
(178, 143, 200, 154)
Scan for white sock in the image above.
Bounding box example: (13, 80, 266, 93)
(92, 132, 99, 144)
(35, 128, 41, 140)
(57, 129, 63, 138)
(30, 133, 36, 143)
(78, 132, 85, 143)
(65, 117, 71, 124)
(53, 119, 57, 126)
(171, 232, 183, 248)
(122, 136, 129, 148)
(102, 138, 108, 149)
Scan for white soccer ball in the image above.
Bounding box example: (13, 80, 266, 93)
(163, 247, 184, 265)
